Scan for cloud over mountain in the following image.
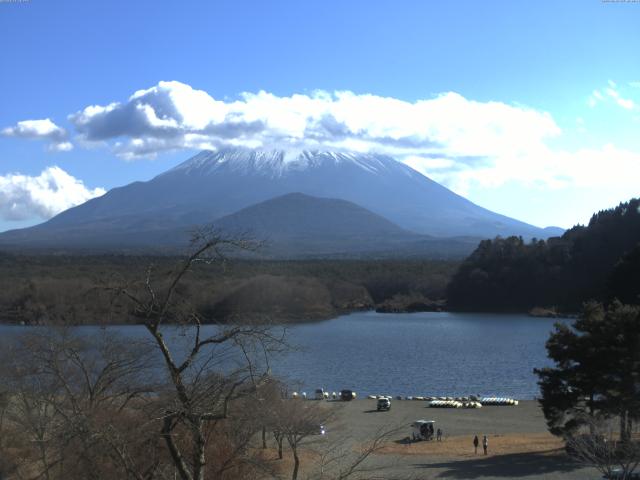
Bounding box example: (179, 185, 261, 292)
(0, 167, 105, 221)
(68, 81, 561, 164)
(4, 81, 640, 217)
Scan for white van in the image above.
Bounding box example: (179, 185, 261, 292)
(411, 420, 436, 441)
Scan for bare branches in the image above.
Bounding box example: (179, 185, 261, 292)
(149, 227, 261, 331)
(105, 229, 284, 480)
(0, 229, 291, 480)
(305, 424, 404, 480)
(566, 415, 640, 479)
(0, 328, 160, 480)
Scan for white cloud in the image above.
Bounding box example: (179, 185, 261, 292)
(413, 143, 640, 206)
(605, 86, 635, 109)
(5, 80, 640, 214)
(50, 141, 74, 152)
(67, 80, 561, 162)
(0, 167, 105, 221)
(1, 119, 65, 140)
(0, 118, 73, 152)
(1, 118, 74, 151)
(589, 83, 636, 110)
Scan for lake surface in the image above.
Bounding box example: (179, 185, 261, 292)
(274, 311, 561, 399)
(0, 311, 563, 399)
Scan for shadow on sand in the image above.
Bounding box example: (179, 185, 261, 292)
(395, 437, 436, 445)
(412, 449, 584, 478)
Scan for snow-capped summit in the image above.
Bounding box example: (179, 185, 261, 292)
(165, 148, 418, 179)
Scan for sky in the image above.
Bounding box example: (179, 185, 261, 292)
(1, 0, 639, 233)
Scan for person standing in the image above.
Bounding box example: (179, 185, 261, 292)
(482, 435, 488, 455)
(437, 428, 442, 441)
(473, 435, 479, 454)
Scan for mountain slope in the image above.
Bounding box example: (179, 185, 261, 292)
(215, 192, 412, 239)
(0, 192, 480, 257)
(0, 148, 562, 253)
(211, 193, 478, 257)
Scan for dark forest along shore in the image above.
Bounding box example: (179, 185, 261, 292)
(0, 311, 563, 399)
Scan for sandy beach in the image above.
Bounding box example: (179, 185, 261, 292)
(304, 399, 599, 479)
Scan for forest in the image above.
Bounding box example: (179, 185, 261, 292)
(0, 253, 456, 325)
(446, 198, 640, 312)
(2, 198, 638, 326)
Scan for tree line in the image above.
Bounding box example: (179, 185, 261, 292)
(0, 253, 456, 325)
(446, 198, 640, 312)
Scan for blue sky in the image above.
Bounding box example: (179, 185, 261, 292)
(1, 0, 639, 232)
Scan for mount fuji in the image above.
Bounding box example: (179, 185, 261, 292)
(0, 148, 562, 256)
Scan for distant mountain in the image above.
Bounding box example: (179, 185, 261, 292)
(0, 148, 562, 254)
(542, 226, 565, 237)
(213, 192, 479, 257)
(217, 192, 412, 240)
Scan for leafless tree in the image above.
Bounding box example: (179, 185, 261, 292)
(251, 377, 288, 459)
(0, 329, 161, 480)
(305, 424, 405, 480)
(269, 400, 334, 480)
(566, 415, 640, 479)
(110, 229, 287, 480)
(0, 229, 411, 480)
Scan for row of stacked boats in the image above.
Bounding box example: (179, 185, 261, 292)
(366, 394, 519, 408)
(429, 399, 482, 409)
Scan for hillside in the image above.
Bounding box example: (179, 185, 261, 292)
(446, 198, 640, 311)
(213, 193, 479, 258)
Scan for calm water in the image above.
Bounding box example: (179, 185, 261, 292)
(0, 311, 563, 399)
(274, 311, 561, 399)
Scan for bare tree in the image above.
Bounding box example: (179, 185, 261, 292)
(252, 377, 288, 459)
(270, 400, 334, 480)
(111, 229, 286, 480)
(566, 415, 640, 479)
(305, 425, 404, 480)
(0, 329, 161, 480)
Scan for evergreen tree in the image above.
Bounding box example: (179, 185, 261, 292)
(608, 244, 640, 304)
(447, 197, 640, 311)
(535, 302, 640, 442)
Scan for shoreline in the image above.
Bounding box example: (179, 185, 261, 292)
(0, 306, 575, 327)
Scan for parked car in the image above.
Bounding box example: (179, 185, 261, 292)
(411, 420, 435, 441)
(340, 390, 356, 401)
(377, 398, 391, 411)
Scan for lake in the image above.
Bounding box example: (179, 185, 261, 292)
(0, 311, 563, 399)
(273, 311, 562, 399)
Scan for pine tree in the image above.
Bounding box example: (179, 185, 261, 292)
(535, 301, 640, 442)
